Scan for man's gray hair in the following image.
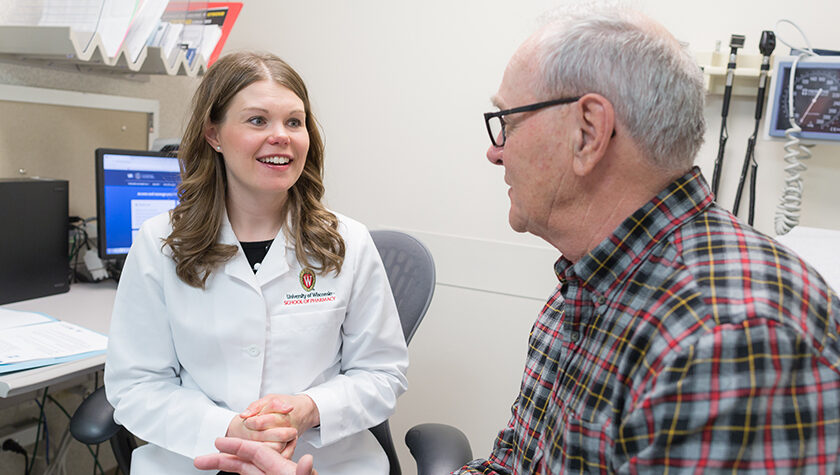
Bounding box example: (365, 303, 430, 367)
(534, 5, 705, 170)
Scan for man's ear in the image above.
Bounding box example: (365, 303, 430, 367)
(571, 93, 615, 176)
(205, 123, 220, 150)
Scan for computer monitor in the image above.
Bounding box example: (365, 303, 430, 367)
(95, 148, 181, 263)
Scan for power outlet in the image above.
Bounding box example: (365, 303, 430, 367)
(0, 419, 40, 448)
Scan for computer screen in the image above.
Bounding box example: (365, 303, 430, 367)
(95, 148, 181, 261)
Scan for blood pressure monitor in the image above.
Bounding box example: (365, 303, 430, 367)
(765, 56, 840, 142)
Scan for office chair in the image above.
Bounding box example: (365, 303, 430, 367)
(70, 229, 437, 475)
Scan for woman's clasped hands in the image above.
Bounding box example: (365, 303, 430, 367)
(224, 393, 321, 459)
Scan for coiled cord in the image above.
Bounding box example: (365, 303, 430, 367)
(774, 124, 813, 234)
(773, 20, 817, 236)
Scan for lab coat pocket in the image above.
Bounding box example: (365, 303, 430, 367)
(263, 307, 347, 394)
(272, 306, 346, 334)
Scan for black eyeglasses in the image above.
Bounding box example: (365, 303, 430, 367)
(484, 97, 581, 147)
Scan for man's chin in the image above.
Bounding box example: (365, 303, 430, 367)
(508, 213, 527, 233)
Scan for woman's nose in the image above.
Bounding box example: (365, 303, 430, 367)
(268, 127, 291, 145)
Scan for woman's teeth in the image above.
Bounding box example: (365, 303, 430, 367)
(257, 156, 290, 165)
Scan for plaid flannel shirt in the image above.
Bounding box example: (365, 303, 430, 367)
(458, 167, 840, 474)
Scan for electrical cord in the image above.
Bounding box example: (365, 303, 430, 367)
(68, 217, 91, 283)
(3, 385, 108, 475)
(68, 216, 110, 283)
(773, 19, 817, 236)
(2, 438, 30, 473)
(25, 388, 50, 475)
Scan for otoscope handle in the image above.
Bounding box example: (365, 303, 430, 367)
(733, 136, 756, 215)
(748, 161, 758, 226)
(711, 129, 727, 196)
(754, 59, 771, 119)
(722, 73, 734, 117)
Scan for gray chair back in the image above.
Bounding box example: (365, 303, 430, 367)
(368, 230, 436, 475)
(370, 230, 436, 344)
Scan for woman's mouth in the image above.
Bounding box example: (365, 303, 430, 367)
(257, 155, 291, 165)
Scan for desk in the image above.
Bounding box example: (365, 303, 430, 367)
(0, 282, 117, 398)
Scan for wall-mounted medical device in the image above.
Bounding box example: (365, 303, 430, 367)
(765, 56, 840, 143)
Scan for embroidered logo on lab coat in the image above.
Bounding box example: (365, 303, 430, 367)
(300, 268, 316, 291)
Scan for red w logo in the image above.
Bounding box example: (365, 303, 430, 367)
(300, 268, 316, 291)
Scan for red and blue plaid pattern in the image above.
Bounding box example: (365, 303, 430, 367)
(458, 167, 840, 474)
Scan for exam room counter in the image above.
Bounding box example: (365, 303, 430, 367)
(0, 282, 117, 399)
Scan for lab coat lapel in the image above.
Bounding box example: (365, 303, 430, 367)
(219, 212, 261, 292)
(255, 229, 291, 287)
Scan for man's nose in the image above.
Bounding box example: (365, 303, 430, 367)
(487, 144, 503, 166)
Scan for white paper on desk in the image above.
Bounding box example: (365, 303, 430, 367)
(0, 320, 107, 364)
(0, 308, 54, 330)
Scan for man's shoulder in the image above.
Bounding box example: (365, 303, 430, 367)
(652, 203, 836, 330)
(672, 205, 785, 269)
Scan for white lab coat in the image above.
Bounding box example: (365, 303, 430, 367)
(104, 209, 409, 474)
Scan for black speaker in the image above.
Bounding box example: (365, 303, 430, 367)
(0, 178, 70, 305)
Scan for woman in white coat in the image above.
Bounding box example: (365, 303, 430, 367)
(104, 52, 409, 475)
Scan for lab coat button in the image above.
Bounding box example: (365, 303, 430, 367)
(246, 345, 261, 357)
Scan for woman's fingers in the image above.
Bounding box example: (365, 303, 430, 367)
(250, 426, 298, 444)
(242, 412, 292, 431)
(241, 394, 295, 419)
(258, 397, 295, 414)
(241, 396, 270, 418)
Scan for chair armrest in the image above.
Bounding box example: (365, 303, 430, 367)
(69, 386, 122, 445)
(405, 423, 473, 475)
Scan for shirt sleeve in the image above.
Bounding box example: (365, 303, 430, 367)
(614, 319, 840, 472)
(301, 226, 409, 447)
(104, 220, 237, 459)
(455, 410, 517, 474)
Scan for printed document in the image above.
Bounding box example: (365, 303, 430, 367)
(0, 308, 107, 373)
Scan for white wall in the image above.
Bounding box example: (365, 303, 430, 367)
(223, 0, 840, 472)
(4, 1, 834, 472)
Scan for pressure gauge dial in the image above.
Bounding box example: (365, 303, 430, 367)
(766, 57, 840, 142)
(780, 69, 840, 130)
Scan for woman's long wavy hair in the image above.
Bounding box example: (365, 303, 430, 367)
(165, 51, 345, 288)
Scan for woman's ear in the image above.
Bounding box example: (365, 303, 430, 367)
(572, 93, 615, 176)
(205, 123, 220, 151)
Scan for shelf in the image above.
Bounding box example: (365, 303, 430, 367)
(0, 25, 207, 77)
(697, 50, 773, 97)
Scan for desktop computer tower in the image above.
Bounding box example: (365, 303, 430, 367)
(0, 178, 70, 305)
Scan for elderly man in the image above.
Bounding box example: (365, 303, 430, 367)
(459, 4, 840, 474)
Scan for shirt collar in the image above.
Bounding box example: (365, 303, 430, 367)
(554, 166, 714, 296)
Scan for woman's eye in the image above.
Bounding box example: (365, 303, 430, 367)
(248, 116, 266, 126)
(287, 118, 303, 128)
